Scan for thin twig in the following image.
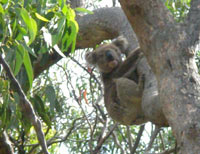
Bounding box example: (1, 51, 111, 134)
(145, 125, 161, 152)
(112, 131, 125, 154)
(159, 131, 165, 150)
(127, 126, 133, 152)
(30, 118, 81, 154)
(131, 125, 145, 154)
(0, 54, 49, 154)
(92, 124, 118, 154)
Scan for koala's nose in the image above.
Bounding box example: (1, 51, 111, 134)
(106, 51, 114, 61)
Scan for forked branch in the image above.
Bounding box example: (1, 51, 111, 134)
(0, 54, 49, 154)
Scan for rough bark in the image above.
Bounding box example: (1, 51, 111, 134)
(119, 0, 200, 153)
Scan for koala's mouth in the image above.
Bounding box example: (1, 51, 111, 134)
(108, 60, 118, 69)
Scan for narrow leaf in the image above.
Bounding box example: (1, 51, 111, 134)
(66, 20, 78, 51)
(14, 45, 25, 76)
(20, 8, 37, 45)
(45, 85, 56, 113)
(75, 8, 93, 14)
(0, 4, 4, 14)
(23, 48, 33, 88)
(35, 13, 49, 22)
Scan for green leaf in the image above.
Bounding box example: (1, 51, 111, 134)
(45, 85, 56, 113)
(23, 48, 33, 88)
(22, 42, 37, 57)
(52, 17, 66, 46)
(75, 8, 93, 14)
(0, 4, 4, 14)
(62, 4, 68, 15)
(14, 45, 25, 76)
(35, 12, 49, 22)
(20, 8, 37, 45)
(66, 20, 78, 52)
(66, 7, 76, 20)
(32, 95, 51, 127)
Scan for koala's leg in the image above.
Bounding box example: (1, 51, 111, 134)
(114, 77, 147, 125)
(115, 77, 142, 104)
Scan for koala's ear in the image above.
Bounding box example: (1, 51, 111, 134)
(85, 51, 97, 65)
(112, 36, 128, 53)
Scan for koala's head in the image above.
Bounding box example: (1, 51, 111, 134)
(85, 36, 128, 73)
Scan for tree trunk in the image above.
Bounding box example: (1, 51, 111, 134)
(119, 0, 200, 153)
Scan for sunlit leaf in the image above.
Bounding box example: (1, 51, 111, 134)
(75, 8, 93, 14)
(20, 8, 37, 45)
(35, 12, 49, 22)
(0, 4, 4, 14)
(66, 20, 78, 52)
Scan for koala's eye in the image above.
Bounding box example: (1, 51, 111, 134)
(105, 50, 114, 61)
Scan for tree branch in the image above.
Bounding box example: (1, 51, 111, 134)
(145, 126, 160, 152)
(119, 0, 175, 45)
(33, 7, 138, 78)
(0, 54, 49, 154)
(185, 0, 200, 48)
(112, 131, 125, 153)
(92, 124, 117, 154)
(131, 125, 145, 154)
(77, 7, 138, 52)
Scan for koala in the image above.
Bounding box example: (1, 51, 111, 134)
(85, 36, 148, 125)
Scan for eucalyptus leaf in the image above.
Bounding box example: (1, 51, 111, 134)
(23, 48, 33, 88)
(75, 7, 93, 14)
(20, 8, 37, 45)
(45, 85, 56, 113)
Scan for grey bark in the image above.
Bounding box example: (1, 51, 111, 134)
(119, 0, 200, 153)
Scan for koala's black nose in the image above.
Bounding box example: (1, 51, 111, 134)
(106, 51, 114, 61)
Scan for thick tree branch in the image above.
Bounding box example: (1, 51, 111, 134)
(185, 0, 200, 48)
(77, 7, 138, 52)
(0, 54, 49, 154)
(119, 0, 174, 47)
(119, 0, 178, 76)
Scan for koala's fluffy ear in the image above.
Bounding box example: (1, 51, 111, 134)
(112, 36, 128, 53)
(85, 51, 97, 65)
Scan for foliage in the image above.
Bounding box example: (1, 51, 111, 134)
(164, 0, 191, 21)
(0, 0, 78, 90)
(0, 0, 195, 153)
(0, 0, 78, 153)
